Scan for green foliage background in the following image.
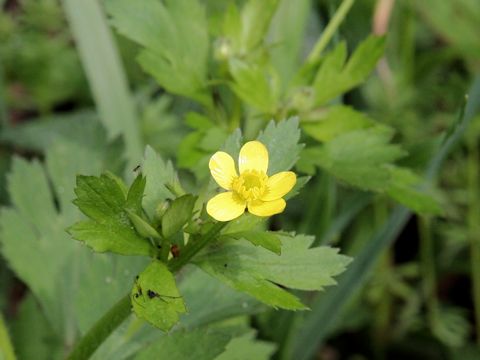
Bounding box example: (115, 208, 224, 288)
(0, 0, 479, 359)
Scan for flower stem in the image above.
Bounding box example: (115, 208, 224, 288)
(169, 222, 226, 272)
(66, 221, 226, 359)
(65, 294, 131, 360)
(306, 0, 355, 64)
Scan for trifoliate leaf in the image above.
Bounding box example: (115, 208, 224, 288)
(135, 328, 231, 360)
(302, 105, 377, 142)
(131, 261, 186, 331)
(162, 194, 197, 239)
(194, 234, 351, 310)
(311, 128, 406, 191)
(105, 0, 210, 105)
(257, 118, 303, 175)
(69, 173, 153, 256)
(312, 36, 385, 106)
(142, 146, 176, 219)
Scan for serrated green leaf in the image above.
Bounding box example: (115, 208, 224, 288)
(131, 261, 186, 331)
(135, 328, 230, 360)
(194, 234, 351, 310)
(257, 117, 303, 175)
(226, 231, 281, 255)
(312, 36, 385, 106)
(69, 173, 153, 255)
(313, 128, 406, 191)
(106, 0, 210, 105)
(386, 167, 442, 215)
(142, 146, 176, 219)
(162, 194, 197, 238)
(302, 105, 376, 142)
(215, 331, 276, 360)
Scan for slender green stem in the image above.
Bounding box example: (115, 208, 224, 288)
(467, 136, 480, 343)
(419, 216, 438, 329)
(66, 294, 131, 360)
(306, 0, 355, 64)
(169, 222, 226, 272)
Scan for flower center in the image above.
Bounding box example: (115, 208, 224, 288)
(232, 170, 267, 202)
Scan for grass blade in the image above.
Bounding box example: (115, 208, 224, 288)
(61, 0, 143, 165)
(290, 75, 480, 360)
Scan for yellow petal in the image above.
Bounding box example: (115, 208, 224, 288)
(207, 192, 246, 221)
(209, 151, 238, 190)
(262, 171, 297, 201)
(248, 198, 286, 217)
(238, 141, 268, 174)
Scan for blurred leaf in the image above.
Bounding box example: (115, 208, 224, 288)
(195, 234, 351, 310)
(0, 137, 146, 345)
(386, 167, 442, 215)
(69, 173, 153, 256)
(162, 195, 197, 238)
(309, 128, 406, 191)
(257, 117, 303, 175)
(0, 312, 16, 360)
(269, 0, 311, 88)
(240, 0, 279, 52)
(432, 306, 470, 348)
(312, 36, 385, 106)
(131, 261, 186, 331)
(106, 0, 211, 105)
(142, 146, 176, 219)
(10, 295, 63, 360)
(135, 328, 230, 360)
(290, 76, 480, 360)
(215, 331, 276, 360)
(302, 105, 376, 142)
(62, 0, 143, 164)
(229, 59, 279, 113)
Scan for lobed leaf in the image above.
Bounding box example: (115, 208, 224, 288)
(194, 234, 351, 310)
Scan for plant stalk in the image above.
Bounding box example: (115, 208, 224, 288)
(306, 0, 355, 64)
(467, 134, 480, 343)
(66, 294, 131, 360)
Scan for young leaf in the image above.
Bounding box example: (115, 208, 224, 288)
(312, 128, 406, 191)
(69, 173, 153, 256)
(105, 0, 210, 105)
(257, 117, 303, 175)
(125, 174, 147, 214)
(302, 105, 376, 142)
(194, 234, 351, 310)
(131, 261, 186, 331)
(142, 146, 176, 219)
(162, 194, 197, 239)
(312, 36, 385, 106)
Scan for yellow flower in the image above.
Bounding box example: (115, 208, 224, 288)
(207, 141, 297, 221)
